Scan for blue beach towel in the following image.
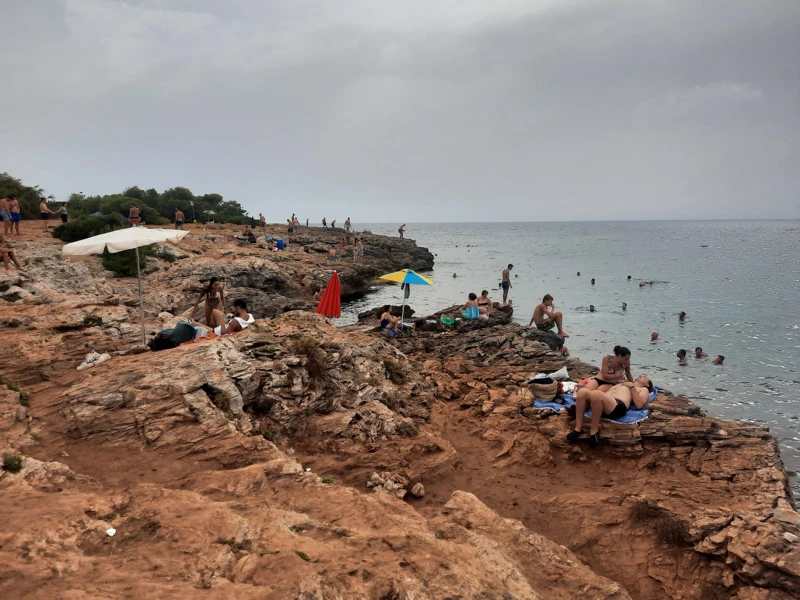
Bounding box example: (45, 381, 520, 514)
(533, 395, 576, 412)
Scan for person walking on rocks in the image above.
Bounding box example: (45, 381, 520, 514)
(331, 219, 336, 229)
(501, 264, 513, 303)
(259, 213, 266, 232)
(174, 208, 185, 230)
(398, 224, 405, 239)
(39, 198, 56, 232)
(356, 238, 364, 264)
(322, 217, 327, 228)
(345, 218, 351, 231)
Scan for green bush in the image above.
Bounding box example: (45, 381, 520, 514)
(101, 247, 151, 277)
(2, 453, 23, 473)
(52, 214, 125, 243)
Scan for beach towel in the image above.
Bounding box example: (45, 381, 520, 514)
(533, 395, 576, 412)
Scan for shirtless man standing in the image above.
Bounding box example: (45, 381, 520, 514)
(0, 194, 11, 235)
(529, 294, 569, 337)
(128, 204, 141, 226)
(175, 208, 185, 230)
(9, 196, 21, 235)
(567, 376, 654, 447)
(501, 264, 513, 303)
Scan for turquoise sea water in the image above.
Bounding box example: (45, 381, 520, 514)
(341, 221, 800, 495)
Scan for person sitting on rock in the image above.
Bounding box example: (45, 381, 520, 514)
(380, 306, 401, 334)
(191, 277, 225, 326)
(529, 294, 569, 337)
(477, 290, 493, 314)
(0, 233, 25, 274)
(460, 293, 481, 320)
(567, 375, 654, 447)
(582, 345, 633, 391)
(193, 298, 254, 336)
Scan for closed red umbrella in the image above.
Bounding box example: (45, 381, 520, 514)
(315, 271, 341, 318)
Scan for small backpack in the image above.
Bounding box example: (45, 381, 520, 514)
(148, 322, 197, 351)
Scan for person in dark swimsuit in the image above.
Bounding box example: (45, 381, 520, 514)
(477, 290, 493, 314)
(567, 376, 654, 447)
(582, 346, 633, 391)
(380, 306, 400, 334)
(190, 277, 225, 326)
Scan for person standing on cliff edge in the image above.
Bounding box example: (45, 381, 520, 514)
(322, 217, 327, 228)
(398, 224, 405, 238)
(501, 264, 513, 303)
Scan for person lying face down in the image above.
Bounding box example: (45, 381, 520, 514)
(567, 375, 654, 447)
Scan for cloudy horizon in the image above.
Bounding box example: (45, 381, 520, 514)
(2, 0, 799, 222)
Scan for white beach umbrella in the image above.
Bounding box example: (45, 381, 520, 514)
(62, 227, 190, 345)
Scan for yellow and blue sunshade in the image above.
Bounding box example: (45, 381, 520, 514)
(379, 269, 434, 286)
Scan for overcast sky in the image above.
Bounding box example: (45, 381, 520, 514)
(2, 0, 799, 222)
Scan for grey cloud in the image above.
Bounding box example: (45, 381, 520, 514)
(1, 0, 798, 221)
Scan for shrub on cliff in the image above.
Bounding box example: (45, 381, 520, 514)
(101, 247, 151, 277)
(51, 214, 125, 243)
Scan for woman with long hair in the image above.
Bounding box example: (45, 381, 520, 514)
(191, 277, 226, 327)
(582, 345, 633, 391)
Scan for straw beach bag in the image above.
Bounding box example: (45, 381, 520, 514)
(529, 378, 558, 400)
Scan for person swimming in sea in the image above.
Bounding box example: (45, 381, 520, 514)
(713, 355, 725, 365)
(679, 311, 686, 323)
(677, 349, 688, 365)
(589, 305, 596, 312)
(695, 347, 707, 358)
(650, 331, 659, 342)
(622, 302, 627, 310)
(591, 278, 595, 285)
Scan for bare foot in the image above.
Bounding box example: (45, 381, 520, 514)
(4, 269, 10, 275)
(15, 266, 25, 271)
(559, 331, 570, 338)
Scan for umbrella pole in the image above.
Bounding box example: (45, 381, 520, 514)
(135, 247, 146, 346)
(400, 291, 405, 324)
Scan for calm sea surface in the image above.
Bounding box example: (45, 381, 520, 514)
(340, 221, 800, 494)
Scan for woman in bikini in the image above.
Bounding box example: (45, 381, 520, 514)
(191, 277, 226, 327)
(581, 345, 633, 391)
(477, 290, 493, 314)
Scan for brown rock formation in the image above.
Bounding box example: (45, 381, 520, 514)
(1, 226, 797, 599)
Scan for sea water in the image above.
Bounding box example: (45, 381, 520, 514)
(341, 221, 800, 495)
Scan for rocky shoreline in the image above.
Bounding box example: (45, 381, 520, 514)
(1, 224, 798, 599)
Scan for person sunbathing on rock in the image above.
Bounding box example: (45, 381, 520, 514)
(529, 294, 569, 337)
(567, 376, 654, 447)
(193, 298, 253, 336)
(582, 345, 633, 391)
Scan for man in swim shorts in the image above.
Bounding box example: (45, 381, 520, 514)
(9, 196, 21, 235)
(567, 376, 654, 447)
(0, 194, 12, 235)
(529, 294, 569, 337)
(175, 208, 185, 230)
(501, 264, 513, 303)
